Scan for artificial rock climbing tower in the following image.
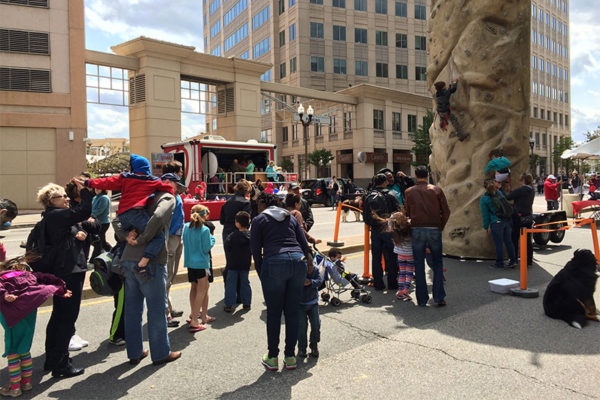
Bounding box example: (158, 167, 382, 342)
(428, 0, 531, 258)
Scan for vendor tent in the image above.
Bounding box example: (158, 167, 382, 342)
(561, 137, 600, 160)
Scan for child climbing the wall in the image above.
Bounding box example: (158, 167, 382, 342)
(485, 149, 512, 186)
(434, 80, 468, 141)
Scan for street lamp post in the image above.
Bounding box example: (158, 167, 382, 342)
(529, 139, 535, 175)
(297, 103, 314, 181)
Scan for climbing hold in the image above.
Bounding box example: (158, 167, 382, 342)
(484, 93, 493, 102)
(481, 52, 487, 60)
(466, 182, 472, 189)
(464, 49, 471, 57)
(443, 32, 449, 38)
(450, 159, 456, 165)
(464, 209, 470, 215)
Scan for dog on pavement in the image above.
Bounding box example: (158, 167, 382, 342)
(543, 249, 599, 329)
(341, 197, 362, 222)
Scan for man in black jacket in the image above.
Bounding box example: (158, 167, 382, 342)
(506, 173, 535, 266)
(290, 184, 314, 231)
(363, 174, 400, 290)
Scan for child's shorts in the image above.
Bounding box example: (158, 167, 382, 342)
(495, 172, 510, 182)
(187, 268, 212, 283)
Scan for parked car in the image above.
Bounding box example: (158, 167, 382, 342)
(301, 178, 364, 206)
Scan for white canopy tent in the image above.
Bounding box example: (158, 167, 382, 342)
(561, 137, 600, 160)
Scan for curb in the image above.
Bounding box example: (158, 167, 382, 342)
(78, 242, 367, 301)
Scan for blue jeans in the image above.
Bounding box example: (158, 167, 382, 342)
(121, 260, 171, 362)
(225, 269, 252, 306)
(546, 200, 559, 210)
(118, 208, 165, 259)
(411, 227, 446, 306)
(370, 230, 397, 290)
(260, 252, 307, 358)
(490, 220, 516, 267)
(297, 303, 320, 352)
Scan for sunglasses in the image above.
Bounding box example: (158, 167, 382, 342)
(51, 194, 68, 199)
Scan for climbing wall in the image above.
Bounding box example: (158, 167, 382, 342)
(427, 0, 530, 258)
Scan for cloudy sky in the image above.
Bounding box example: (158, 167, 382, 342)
(84, 0, 597, 143)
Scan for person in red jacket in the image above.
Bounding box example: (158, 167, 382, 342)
(78, 154, 173, 276)
(544, 174, 561, 210)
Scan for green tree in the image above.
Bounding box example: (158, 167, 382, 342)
(411, 109, 434, 167)
(307, 149, 334, 178)
(280, 157, 294, 173)
(87, 152, 131, 177)
(585, 127, 600, 142)
(552, 136, 574, 174)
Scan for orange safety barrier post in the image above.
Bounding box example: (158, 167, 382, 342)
(327, 202, 345, 247)
(362, 224, 371, 279)
(511, 217, 598, 298)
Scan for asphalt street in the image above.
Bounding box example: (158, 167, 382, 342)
(3, 223, 600, 399)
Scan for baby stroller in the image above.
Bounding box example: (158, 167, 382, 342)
(313, 246, 372, 306)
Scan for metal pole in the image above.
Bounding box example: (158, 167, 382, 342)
(304, 124, 308, 181)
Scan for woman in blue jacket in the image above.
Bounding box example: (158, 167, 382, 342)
(480, 180, 517, 268)
(182, 205, 215, 332)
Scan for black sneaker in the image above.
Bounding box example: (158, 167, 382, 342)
(298, 349, 307, 358)
(224, 306, 234, 313)
(309, 345, 319, 358)
(171, 310, 184, 318)
(167, 318, 180, 328)
(243, 304, 251, 310)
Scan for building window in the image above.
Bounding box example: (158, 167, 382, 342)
(533, 107, 538, 118)
(209, 0, 220, 15)
(333, 0, 345, 8)
(292, 124, 299, 140)
(282, 126, 289, 142)
(415, 66, 427, 81)
(252, 6, 270, 30)
(373, 109, 384, 131)
(289, 0, 295, 6)
(224, 23, 249, 52)
(333, 58, 347, 74)
(310, 22, 324, 39)
(395, 1, 407, 16)
(224, 0, 249, 26)
(279, 30, 285, 46)
(210, 21, 221, 39)
(253, 37, 270, 58)
(289, 23, 297, 41)
(310, 56, 324, 72)
(310, 0, 323, 3)
(540, 109, 545, 119)
(375, 0, 387, 14)
(211, 45, 222, 56)
(315, 124, 322, 137)
(396, 64, 408, 79)
(395, 33, 407, 48)
(565, 114, 569, 127)
(343, 112, 352, 132)
(392, 112, 401, 132)
(354, 0, 366, 11)
(0, 0, 48, 5)
(0, 29, 49, 55)
(535, 132, 540, 149)
(260, 69, 272, 82)
(375, 31, 388, 46)
(414, 4, 426, 20)
(415, 35, 426, 50)
(355, 28, 367, 44)
(408, 114, 417, 133)
(239, 50, 250, 59)
(280, 62, 286, 78)
(333, 25, 346, 41)
(290, 57, 297, 73)
(376, 62, 388, 78)
(279, 0, 285, 14)
(355, 60, 368, 76)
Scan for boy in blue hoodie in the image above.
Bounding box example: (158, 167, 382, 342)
(80, 154, 173, 276)
(297, 267, 323, 358)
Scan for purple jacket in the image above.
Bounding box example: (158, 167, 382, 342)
(0, 270, 66, 327)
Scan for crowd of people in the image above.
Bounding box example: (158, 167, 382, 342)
(1, 149, 599, 395)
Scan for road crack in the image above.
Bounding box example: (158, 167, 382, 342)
(322, 314, 598, 399)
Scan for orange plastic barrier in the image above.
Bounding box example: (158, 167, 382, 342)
(363, 224, 371, 278)
(518, 218, 600, 291)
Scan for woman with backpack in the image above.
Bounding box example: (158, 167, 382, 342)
(480, 179, 517, 269)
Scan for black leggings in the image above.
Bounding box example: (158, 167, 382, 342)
(45, 272, 85, 369)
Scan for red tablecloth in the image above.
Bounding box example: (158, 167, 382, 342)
(572, 200, 600, 215)
(182, 199, 226, 222)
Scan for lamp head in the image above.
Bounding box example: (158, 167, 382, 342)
(297, 104, 305, 115)
(307, 105, 314, 116)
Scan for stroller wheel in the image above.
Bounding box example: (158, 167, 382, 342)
(350, 289, 360, 299)
(321, 293, 331, 302)
(331, 297, 342, 307)
(360, 294, 373, 304)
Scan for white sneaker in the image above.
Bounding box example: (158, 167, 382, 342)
(68, 337, 82, 351)
(72, 334, 89, 347)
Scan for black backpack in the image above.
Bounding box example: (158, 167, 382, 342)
(491, 193, 513, 220)
(25, 218, 54, 273)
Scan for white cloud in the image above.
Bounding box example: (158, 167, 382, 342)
(85, 0, 204, 51)
(87, 104, 129, 139)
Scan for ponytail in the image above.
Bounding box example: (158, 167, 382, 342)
(189, 204, 209, 229)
